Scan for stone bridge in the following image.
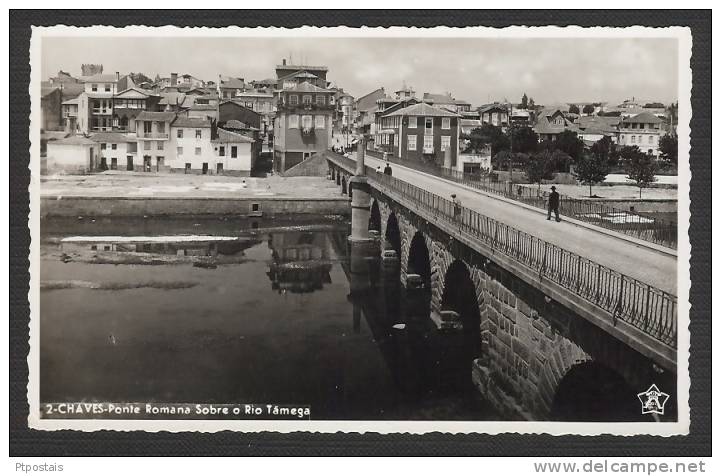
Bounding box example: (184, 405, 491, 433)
(327, 146, 677, 421)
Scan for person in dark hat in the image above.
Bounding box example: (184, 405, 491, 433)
(383, 162, 393, 176)
(547, 185, 561, 222)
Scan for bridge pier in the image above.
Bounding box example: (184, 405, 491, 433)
(349, 137, 373, 244)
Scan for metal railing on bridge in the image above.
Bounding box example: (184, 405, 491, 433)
(366, 149, 677, 249)
(329, 154, 677, 349)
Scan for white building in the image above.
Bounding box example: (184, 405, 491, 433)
(45, 135, 99, 173)
(617, 112, 665, 157)
(92, 132, 139, 171)
(211, 128, 256, 176)
(169, 116, 215, 174)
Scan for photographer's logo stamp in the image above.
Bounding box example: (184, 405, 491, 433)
(637, 384, 670, 415)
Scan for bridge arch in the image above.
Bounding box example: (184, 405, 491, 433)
(407, 231, 432, 287)
(549, 361, 638, 421)
(385, 212, 402, 256)
(441, 260, 482, 363)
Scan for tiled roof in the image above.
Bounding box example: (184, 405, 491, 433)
(190, 103, 217, 111)
(478, 103, 509, 113)
(224, 119, 259, 131)
(621, 112, 663, 124)
(158, 92, 186, 106)
(82, 74, 118, 83)
(115, 87, 152, 99)
(219, 77, 245, 89)
(172, 116, 211, 128)
(136, 111, 177, 122)
(285, 81, 331, 93)
(213, 128, 255, 143)
(90, 132, 135, 143)
(423, 93, 454, 104)
(50, 135, 97, 146)
(534, 110, 579, 135)
(385, 102, 460, 118)
(276, 64, 328, 71)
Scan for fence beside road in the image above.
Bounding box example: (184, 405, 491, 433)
(365, 149, 677, 249)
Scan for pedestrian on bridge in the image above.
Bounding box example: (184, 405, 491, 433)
(547, 185, 561, 222)
(384, 163, 393, 176)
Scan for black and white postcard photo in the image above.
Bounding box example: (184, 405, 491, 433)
(8, 8, 713, 468)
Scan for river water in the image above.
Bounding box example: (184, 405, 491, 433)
(40, 216, 496, 421)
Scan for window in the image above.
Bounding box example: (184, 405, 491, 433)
(110, 158, 117, 170)
(195, 129, 202, 139)
(424, 135, 434, 150)
(142, 141, 150, 151)
(100, 143, 107, 150)
(177, 129, 183, 138)
(631, 135, 636, 143)
(407, 135, 417, 150)
(289, 115, 299, 128)
(441, 136, 451, 151)
(231, 146, 237, 158)
(315, 115, 326, 129)
(408, 117, 417, 128)
(394, 135, 399, 147)
(442, 117, 451, 130)
(425, 117, 433, 134)
(144, 121, 152, 134)
(302, 115, 313, 130)
(157, 122, 165, 133)
(91, 84, 98, 92)
(289, 95, 299, 106)
(195, 147, 201, 156)
(177, 147, 183, 156)
(219, 146, 225, 156)
(302, 95, 312, 105)
(157, 141, 163, 151)
(316, 95, 326, 105)
(104, 84, 111, 92)
(111, 143, 117, 150)
(649, 135, 655, 144)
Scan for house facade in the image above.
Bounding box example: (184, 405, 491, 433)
(134, 111, 175, 172)
(617, 112, 665, 157)
(273, 81, 334, 173)
(169, 116, 214, 174)
(533, 109, 579, 142)
(479, 104, 509, 128)
(377, 102, 461, 166)
(93, 132, 139, 171)
(210, 128, 256, 176)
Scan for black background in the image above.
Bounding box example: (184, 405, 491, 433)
(9, 10, 711, 456)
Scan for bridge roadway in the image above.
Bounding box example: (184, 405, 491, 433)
(353, 153, 677, 297)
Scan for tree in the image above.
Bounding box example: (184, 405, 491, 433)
(574, 151, 610, 197)
(521, 93, 528, 109)
(528, 97, 535, 110)
(568, 104, 580, 115)
(508, 126, 539, 154)
(582, 104, 595, 115)
(468, 124, 509, 157)
(658, 134, 678, 166)
(624, 147, 658, 198)
(524, 151, 556, 189)
(552, 130, 585, 166)
(590, 136, 620, 168)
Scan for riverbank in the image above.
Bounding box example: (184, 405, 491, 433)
(40, 172, 350, 218)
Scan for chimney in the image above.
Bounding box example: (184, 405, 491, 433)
(282, 58, 287, 66)
(171, 73, 178, 86)
(115, 71, 119, 81)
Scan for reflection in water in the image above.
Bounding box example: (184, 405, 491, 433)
(40, 216, 495, 421)
(266, 231, 333, 294)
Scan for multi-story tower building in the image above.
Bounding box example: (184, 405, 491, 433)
(273, 81, 335, 173)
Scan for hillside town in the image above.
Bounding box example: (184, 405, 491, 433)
(41, 60, 679, 195)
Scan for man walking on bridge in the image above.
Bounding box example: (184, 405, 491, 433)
(384, 162, 393, 176)
(547, 185, 561, 222)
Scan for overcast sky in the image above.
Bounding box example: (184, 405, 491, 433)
(41, 36, 679, 106)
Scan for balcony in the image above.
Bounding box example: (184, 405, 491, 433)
(277, 101, 333, 112)
(301, 127, 315, 137)
(92, 108, 113, 115)
(137, 132, 169, 140)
